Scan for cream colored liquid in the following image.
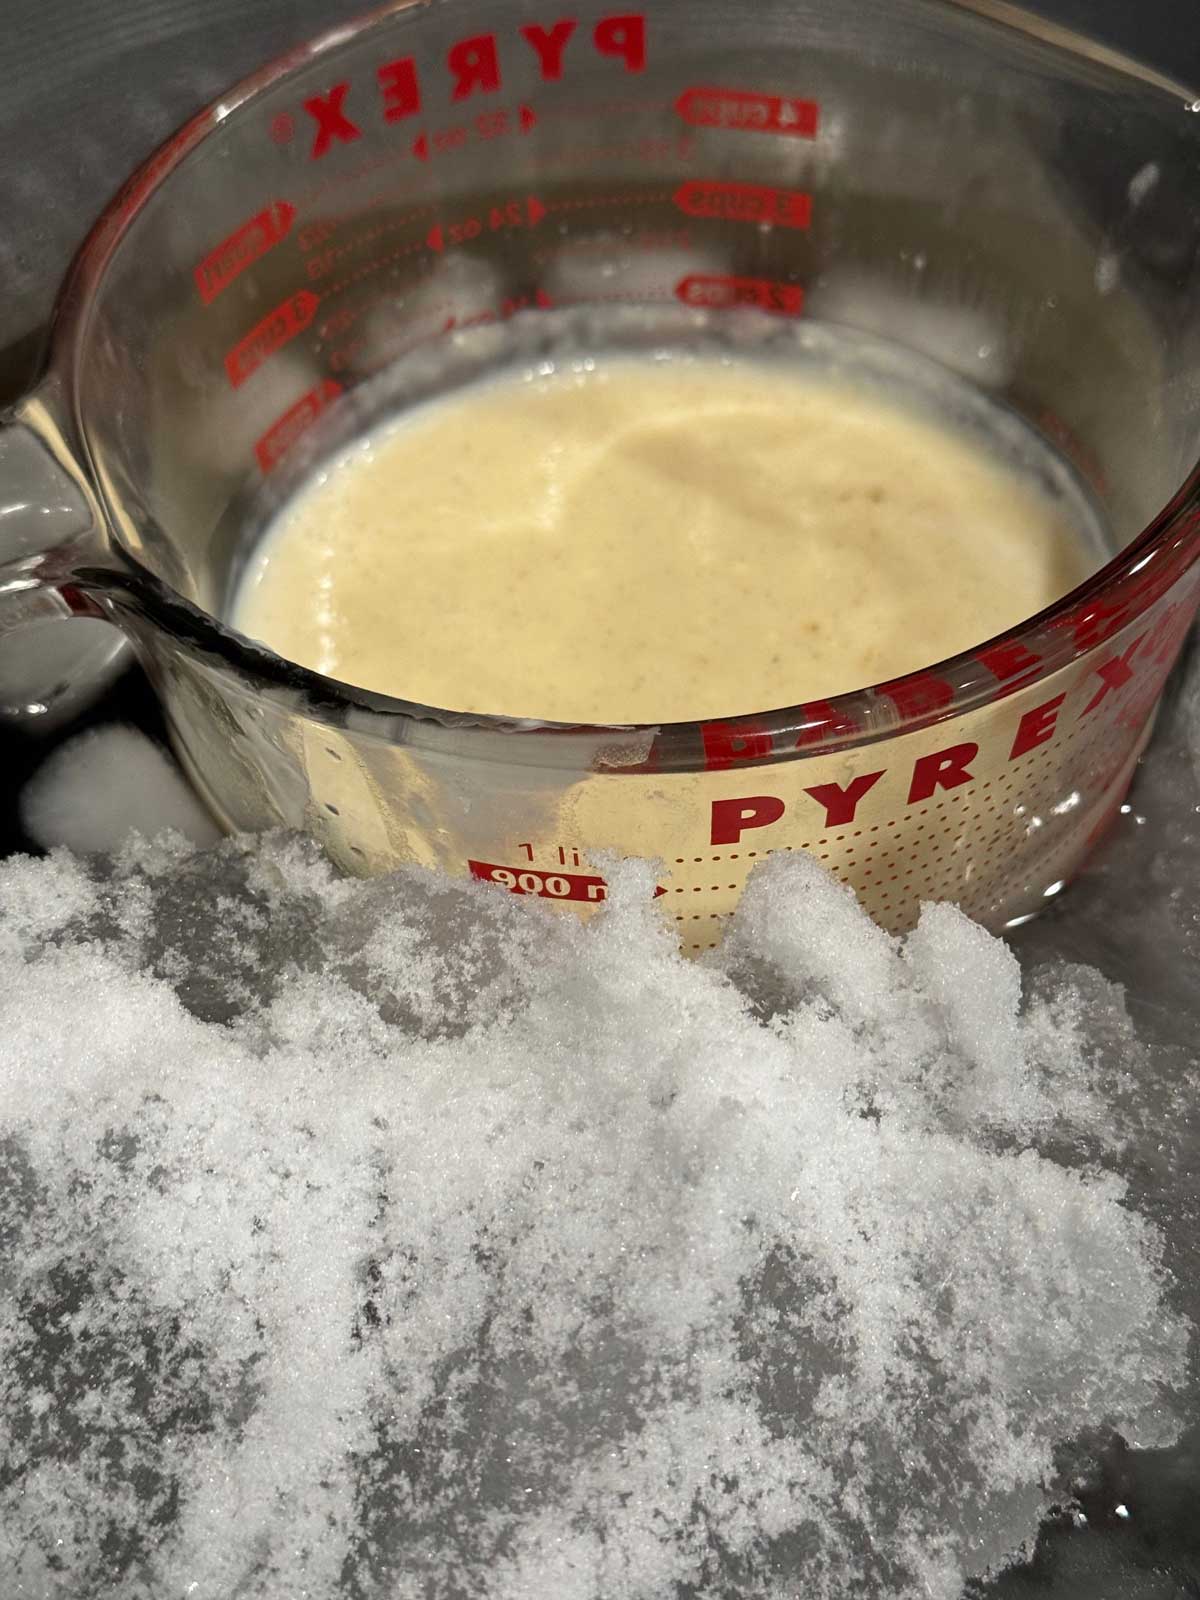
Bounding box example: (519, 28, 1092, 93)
(233, 355, 1096, 723)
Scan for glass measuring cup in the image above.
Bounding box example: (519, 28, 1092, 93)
(2, 0, 1199, 948)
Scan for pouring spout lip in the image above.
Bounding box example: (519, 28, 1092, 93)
(935, 0, 1200, 102)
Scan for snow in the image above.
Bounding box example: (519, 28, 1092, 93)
(19, 723, 221, 855)
(0, 809, 1192, 1597)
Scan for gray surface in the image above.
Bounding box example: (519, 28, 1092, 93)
(0, 0, 364, 399)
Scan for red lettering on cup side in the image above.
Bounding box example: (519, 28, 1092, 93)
(299, 15, 650, 158)
(676, 273, 804, 315)
(877, 672, 955, 721)
(195, 201, 296, 304)
(225, 290, 320, 388)
(1009, 694, 1066, 761)
(469, 860, 611, 902)
(254, 379, 342, 473)
(377, 57, 421, 122)
(1081, 635, 1145, 715)
(976, 639, 1043, 692)
(673, 180, 811, 228)
(304, 83, 362, 159)
(520, 19, 577, 78)
(803, 772, 885, 828)
(793, 700, 859, 748)
(593, 14, 646, 72)
(700, 719, 775, 771)
(907, 743, 978, 804)
(710, 795, 786, 846)
(674, 86, 819, 138)
(448, 33, 502, 100)
(1054, 558, 1175, 652)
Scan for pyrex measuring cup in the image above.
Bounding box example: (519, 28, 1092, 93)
(2, 0, 1200, 948)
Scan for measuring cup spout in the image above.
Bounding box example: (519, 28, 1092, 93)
(0, 383, 130, 726)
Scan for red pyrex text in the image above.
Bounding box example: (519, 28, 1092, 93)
(705, 593, 1197, 844)
(301, 14, 647, 160)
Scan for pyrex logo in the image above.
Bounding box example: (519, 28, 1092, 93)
(702, 587, 1200, 847)
(297, 15, 647, 161)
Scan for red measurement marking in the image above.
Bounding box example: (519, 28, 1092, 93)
(475, 107, 514, 138)
(224, 290, 319, 388)
(470, 861, 666, 902)
(318, 272, 433, 338)
(426, 195, 545, 252)
(469, 861, 609, 902)
(195, 200, 296, 304)
(542, 135, 692, 170)
(304, 211, 435, 282)
(299, 220, 337, 253)
(412, 103, 537, 161)
(675, 86, 819, 138)
(343, 290, 552, 360)
(676, 272, 803, 314)
(673, 180, 811, 228)
(254, 379, 342, 473)
(323, 238, 427, 298)
(546, 190, 669, 213)
(438, 287, 556, 331)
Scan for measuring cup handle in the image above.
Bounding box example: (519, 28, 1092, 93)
(0, 387, 130, 727)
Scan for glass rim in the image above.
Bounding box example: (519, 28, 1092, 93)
(42, 0, 1200, 764)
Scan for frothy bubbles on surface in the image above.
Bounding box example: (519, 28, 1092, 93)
(0, 829, 1191, 1599)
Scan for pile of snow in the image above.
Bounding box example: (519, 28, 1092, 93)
(0, 824, 1190, 1600)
